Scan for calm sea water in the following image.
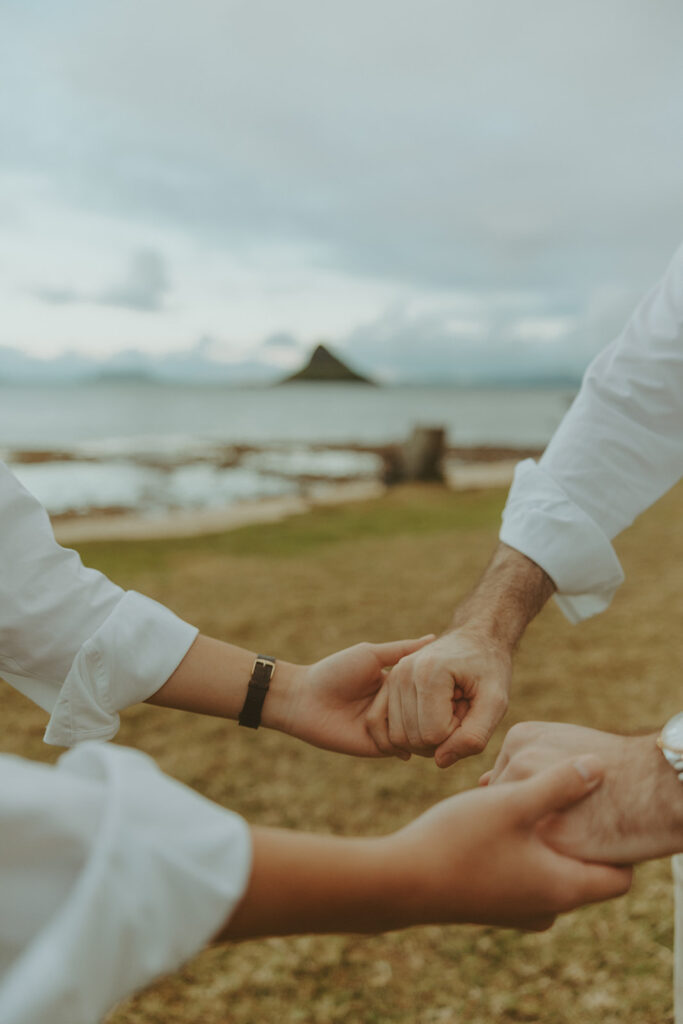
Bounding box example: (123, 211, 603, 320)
(0, 381, 573, 449)
(0, 382, 574, 514)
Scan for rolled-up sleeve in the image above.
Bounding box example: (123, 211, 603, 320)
(0, 463, 198, 745)
(500, 243, 683, 622)
(0, 743, 251, 1024)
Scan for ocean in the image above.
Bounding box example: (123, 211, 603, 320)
(0, 381, 574, 516)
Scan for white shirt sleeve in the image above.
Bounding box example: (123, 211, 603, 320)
(500, 243, 683, 622)
(0, 463, 198, 745)
(0, 742, 251, 1024)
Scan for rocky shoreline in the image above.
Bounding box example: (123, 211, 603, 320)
(5, 442, 539, 542)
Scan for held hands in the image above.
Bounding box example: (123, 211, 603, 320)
(228, 754, 632, 941)
(389, 755, 632, 929)
(366, 628, 512, 768)
(481, 722, 683, 864)
(272, 636, 435, 757)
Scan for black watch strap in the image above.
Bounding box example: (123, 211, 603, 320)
(238, 655, 276, 729)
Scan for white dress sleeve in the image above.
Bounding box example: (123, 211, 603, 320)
(0, 463, 198, 744)
(0, 743, 251, 1024)
(500, 243, 683, 622)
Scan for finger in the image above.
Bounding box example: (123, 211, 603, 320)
(366, 687, 410, 761)
(547, 857, 633, 912)
(484, 747, 511, 786)
(388, 675, 411, 753)
(370, 635, 437, 667)
(399, 675, 425, 751)
(478, 769, 492, 786)
(416, 667, 459, 749)
(515, 755, 604, 824)
(434, 689, 508, 768)
(452, 697, 469, 723)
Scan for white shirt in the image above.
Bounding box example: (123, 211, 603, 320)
(0, 465, 252, 1022)
(500, 242, 683, 622)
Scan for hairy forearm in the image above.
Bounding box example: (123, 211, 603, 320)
(221, 828, 407, 940)
(451, 542, 555, 651)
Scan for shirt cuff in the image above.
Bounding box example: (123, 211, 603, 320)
(43, 591, 199, 747)
(499, 459, 625, 624)
(0, 743, 251, 1024)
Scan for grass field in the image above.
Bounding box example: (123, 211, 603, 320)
(3, 482, 683, 1023)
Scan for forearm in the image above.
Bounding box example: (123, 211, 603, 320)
(147, 635, 297, 732)
(450, 542, 555, 651)
(221, 828, 406, 940)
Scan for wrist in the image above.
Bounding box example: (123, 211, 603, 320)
(259, 660, 301, 734)
(226, 829, 408, 939)
(451, 543, 554, 653)
(630, 733, 683, 856)
(378, 829, 444, 929)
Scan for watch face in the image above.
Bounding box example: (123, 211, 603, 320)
(662, 712, 683, 753)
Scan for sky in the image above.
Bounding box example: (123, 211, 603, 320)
(1, 0, 682, 382)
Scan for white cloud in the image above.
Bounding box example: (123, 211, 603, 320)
(0, 0, 682, 372)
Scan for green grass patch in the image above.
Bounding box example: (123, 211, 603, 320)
(75, 484, 506, 576)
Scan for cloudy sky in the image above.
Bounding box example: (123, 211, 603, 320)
(1, 0, 682, 380)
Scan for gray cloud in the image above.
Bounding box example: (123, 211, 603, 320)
(33, 248, 170, 312)
(34, 287, 82, 306)
(98, 249, 169, 311)
(3, 0, 683, 361)
(260, 332, 301, 350)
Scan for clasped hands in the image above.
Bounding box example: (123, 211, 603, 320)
(262, 631, 635, 928)
(303, 626, 681, 870)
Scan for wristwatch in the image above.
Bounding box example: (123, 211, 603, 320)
(657, 712, 683, 780)
(238, 654, 276, 730)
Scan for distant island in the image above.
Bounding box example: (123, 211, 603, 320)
(281, 343, 375, 385)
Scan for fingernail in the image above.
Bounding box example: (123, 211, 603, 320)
(574, 755, 600, 786)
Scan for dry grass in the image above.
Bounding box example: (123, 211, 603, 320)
(2, 482, 682, 1023)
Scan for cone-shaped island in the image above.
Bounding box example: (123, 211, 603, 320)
(281, 344, 375, 384)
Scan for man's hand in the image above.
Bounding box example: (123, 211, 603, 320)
(391, 755, 632, 930)
(482, 721, 683, 864)
(366, 542, 555, 769)
(269, 636, 435, 758)
(366, 628, 512, 768)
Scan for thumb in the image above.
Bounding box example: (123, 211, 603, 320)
(434, 693, 504, 768)
(370, 634, 436, 667)
(516, 755, 604, 825)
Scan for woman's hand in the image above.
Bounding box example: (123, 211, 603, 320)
(226, 755, 633, 941)
(270, 636, 435, 757)
(387, 755, 633, 930)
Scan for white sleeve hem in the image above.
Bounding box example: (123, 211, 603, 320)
(44, 592, 199, 747)
(500, 459, 625, 623)
(0, 744, 251, 1024)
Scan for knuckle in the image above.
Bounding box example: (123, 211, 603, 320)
(505, 751, 537, 779)
(492, 692, 509, 717)
(421, 724, 450, 747)
(388, 723, 406, 747)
